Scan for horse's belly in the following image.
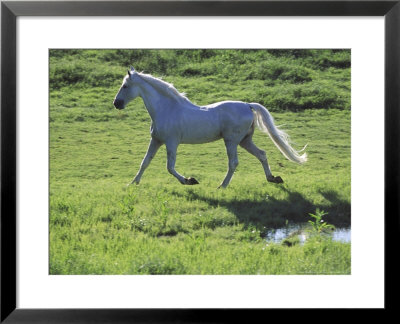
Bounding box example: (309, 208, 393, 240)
(180, 127, 222, 144)
(181, 134, 222, 144)
(178, 110, 222, 144)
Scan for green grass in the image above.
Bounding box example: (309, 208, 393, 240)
(49, 49, 351, 275)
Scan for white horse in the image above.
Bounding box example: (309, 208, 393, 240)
(113, 67, 307, 188)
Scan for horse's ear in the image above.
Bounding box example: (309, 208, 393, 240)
(127, 66, 135, 77)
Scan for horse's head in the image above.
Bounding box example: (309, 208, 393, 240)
(113, 66, 141, 110)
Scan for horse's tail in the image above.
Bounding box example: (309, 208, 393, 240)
(249, 103, 307, 164)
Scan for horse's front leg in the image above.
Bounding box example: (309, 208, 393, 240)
(166, 141, 199, 185)
(131, 137, 162, 185)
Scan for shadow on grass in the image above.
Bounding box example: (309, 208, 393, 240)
(173, 187, 350, 230)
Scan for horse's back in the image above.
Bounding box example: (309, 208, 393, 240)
(203, 100, 250, 111)
(175, 101, 254, 144)
(207, 100, 254, 124)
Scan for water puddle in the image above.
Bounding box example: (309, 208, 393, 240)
(264, 223, 351, 244)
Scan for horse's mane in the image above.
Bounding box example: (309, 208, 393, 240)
(138, 73, 192, 104)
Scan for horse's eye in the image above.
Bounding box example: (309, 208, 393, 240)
(123, 85, 128, 89)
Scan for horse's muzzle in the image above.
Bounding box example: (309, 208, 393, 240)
(113, 99, 125, 110)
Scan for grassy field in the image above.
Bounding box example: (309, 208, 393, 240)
(49, 49, 351, 275)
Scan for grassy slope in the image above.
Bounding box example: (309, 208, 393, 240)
(49, 50, 351, 274)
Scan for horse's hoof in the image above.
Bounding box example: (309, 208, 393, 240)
(186, 177, 199, 185)
(268, 176, 284, 184)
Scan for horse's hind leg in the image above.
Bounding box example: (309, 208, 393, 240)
(166, 141, 199, 185)
(239, 136, 283, 184)
(219, 140, 239, 188)
(131, 137, 162, 185)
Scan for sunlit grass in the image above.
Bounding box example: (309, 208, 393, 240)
(49, 49, 351, 275)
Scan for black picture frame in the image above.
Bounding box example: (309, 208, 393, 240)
(1, 0, 398, 322)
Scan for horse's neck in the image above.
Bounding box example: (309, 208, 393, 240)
(138, 82, 161, 120)
(138, 82, 175, 122)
